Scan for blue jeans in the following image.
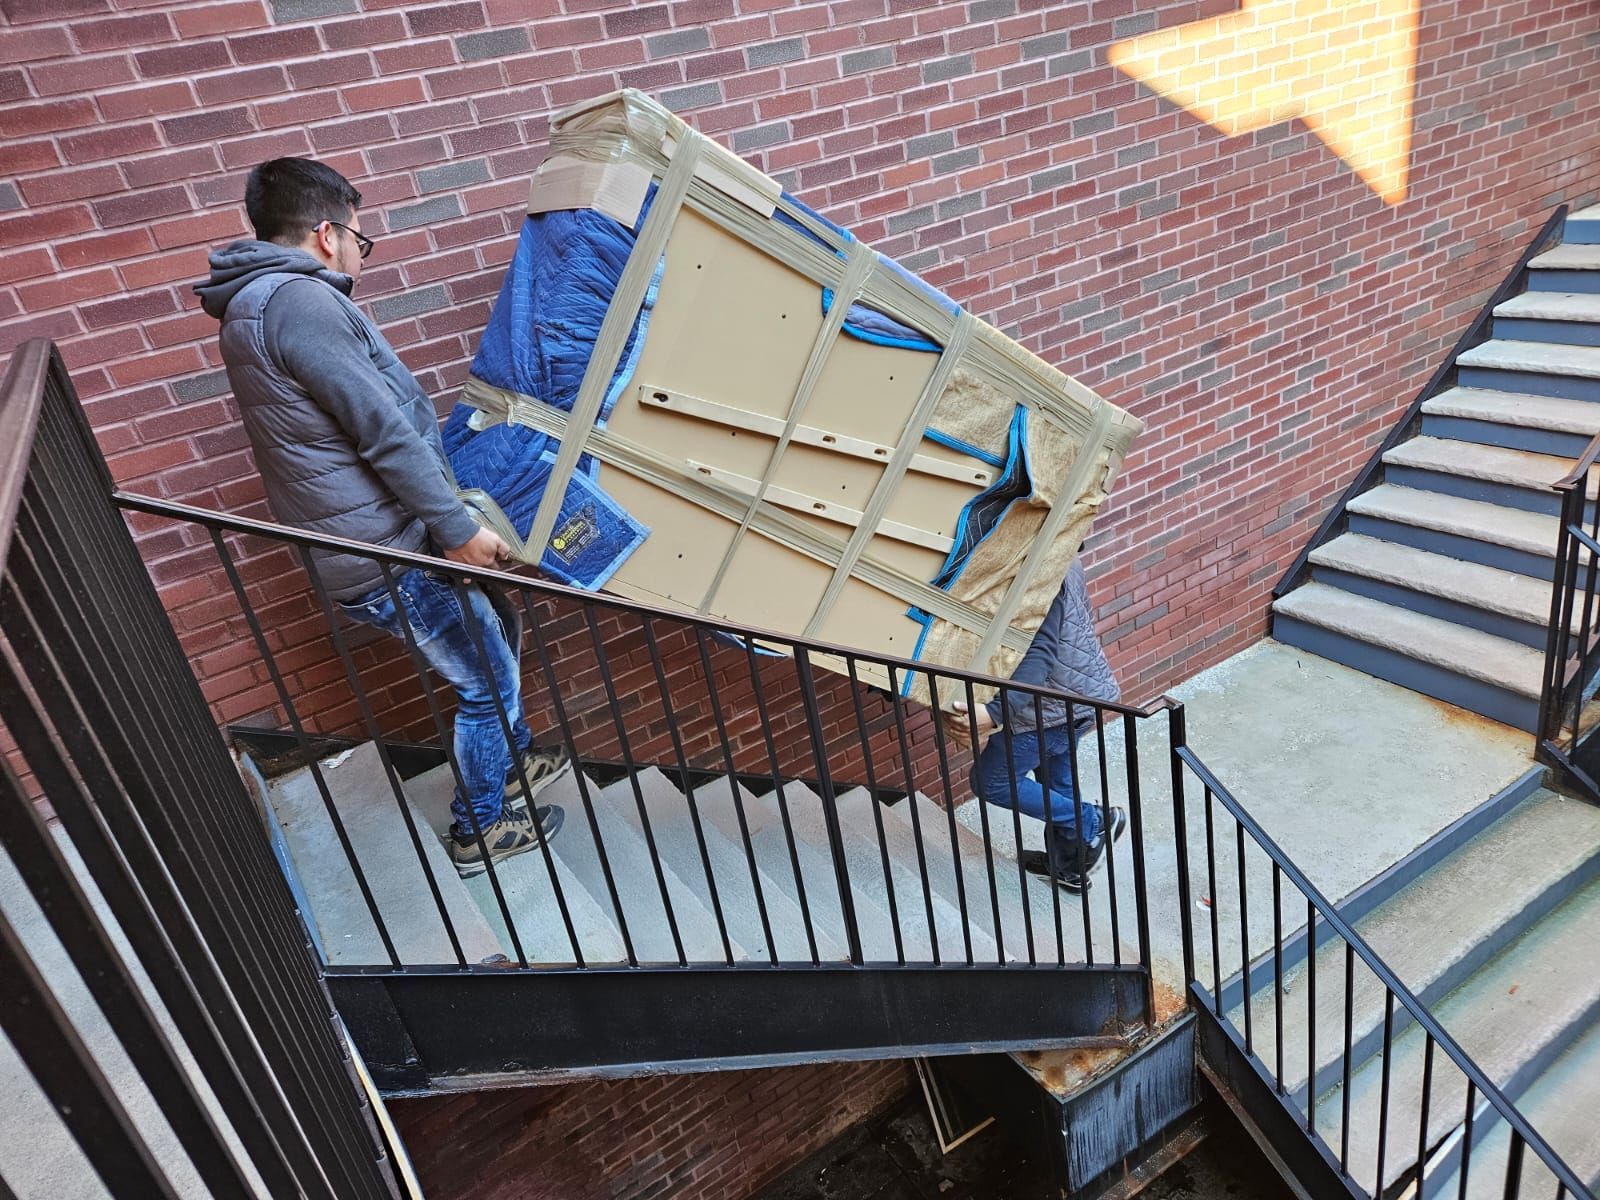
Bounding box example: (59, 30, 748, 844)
(975, 724, 1102, 861)
(339, 569, 531, 835)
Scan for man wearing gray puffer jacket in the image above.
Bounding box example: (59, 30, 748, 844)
(197, 157, 567, 878)
(947, 561, 1126, 892)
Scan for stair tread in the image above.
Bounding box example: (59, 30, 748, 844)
(1316, 877, 1600, 1189)
(1569, 202, 1600, 224)
(1529, 244, 1600, 271)
(1457, 338, 1600, 379)
(1346, 484, 1561, 558)
(1309, 533, 1556, 626)
(1494, 291, 1600, 324)
(265, 744, 505, 967)
(588, 771, 748, 963)
(1272, 582, 1544, 698)
(1383, 435, 1592, 490)
(1434, 1018, 1600, 1198)
(1422, 387, 1600, 435)
(404, 761, 628, 965)
(1234, 787, 1600, 1098)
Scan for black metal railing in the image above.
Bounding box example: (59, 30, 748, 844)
(116, 488, 1165, 990)
(0, 341, 405, 1198)
(1172, 726, 1594, 1200)
(1538, 435, 1600, 799)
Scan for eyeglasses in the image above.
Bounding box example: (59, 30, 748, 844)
(324, 219, 374, 259)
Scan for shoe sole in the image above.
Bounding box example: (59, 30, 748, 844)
(1023, 815, 1128, 893)
(453, 805, 566, 878)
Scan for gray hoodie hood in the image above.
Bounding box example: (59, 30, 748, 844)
(195, 239, 353, 320)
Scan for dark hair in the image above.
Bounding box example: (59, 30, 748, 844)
(244, 157, 362, 244)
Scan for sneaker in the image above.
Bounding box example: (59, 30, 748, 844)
(449, 804, 565, 878)
(503, 743, 573, 812)
(1021, 807, 1127, 893)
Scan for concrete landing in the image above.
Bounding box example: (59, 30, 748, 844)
(961, 638, 1535, 1094)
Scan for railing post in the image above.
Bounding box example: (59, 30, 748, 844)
(1168, 703, 1196, 987)
(795, 647, 864, 965)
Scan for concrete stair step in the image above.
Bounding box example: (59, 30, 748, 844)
(1308, 533, 1559, 632)
(1345, 485, 1562, 570)
(602, 766, 779, 963)
(1563, 204, 1600, 245)
(686, 777, 847, 961)
(1494, 291, 1600, 324)
(1457, 339, 1600, 380)
(1427, 1018, 1600, 1199)
(1272, 583, 1544, 699)
(1384, 436, 1588, 493)
(1422, 387, 1600, 435)
(831, 789, 1002, 964)
(404, 763, 628, 965)
(1310, 877, 1600, 1191)
(1230, 787, 1600, 1101)
(265, 743, 503, 967)
(1529, 244, 1600, 271)
(885, 792, 1040, 963)
(747, 781, 905, 962)
(578, 771, 748, 963)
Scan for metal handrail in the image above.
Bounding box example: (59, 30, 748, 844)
(1274, 205, 1570, 599)
(114, 489, 1175, 723)
(0, 339, 50, 568)
(1175, 742, 1592, 1199)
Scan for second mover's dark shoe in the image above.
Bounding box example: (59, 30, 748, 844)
(1021, 808, 1128, 893)
(449, 804, 564, 878)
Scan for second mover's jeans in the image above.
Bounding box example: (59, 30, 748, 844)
(340, 568, 531, 834)
(974, 724, 1102, 864)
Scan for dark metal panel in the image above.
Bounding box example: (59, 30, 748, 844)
(1062, 1016, 1198, 1191)
(333, 965, 1149, 1087)
(1191, 1001, 1364, 1200)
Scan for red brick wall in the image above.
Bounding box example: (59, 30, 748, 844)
(385, 1058, 910, 1200)
(4, 0, 1599, 718)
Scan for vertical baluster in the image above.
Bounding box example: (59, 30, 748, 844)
(1502, 1129, 1525, 1200)
(1096, 711, 1122, 966)
(1375, 991, 1395, 1195)
(1034, 693, 1069, 966)
(999, 686, 1037, 964)
(1416, 1034, 1435, 1193)
(888, 665, 944, 965)
(927, 675, 985, 964)
(582, 606, 687, 965)
(843, 658, 904, 965)
(1306, 899, 1318, 1133)
(1169, 707, 1195, 987)
(1064, 698, 1091, 966)
(692, 628, 780, 964)
(519, 591, 639, 965)
(1272, 863, 1285, 1091)
(794, 647, 863, 965)
(1458, 1081, 1477, 1200)
(1236, 820, 1252, 1055)
(1123, 714, 1155, 1015)
(1340, 941, 1355, 1174)
(1203, 786, 1221, 1013)
(742, 638, 821, 964)
(965, 679, 1019, 963)
(644, 619, 736, 966)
